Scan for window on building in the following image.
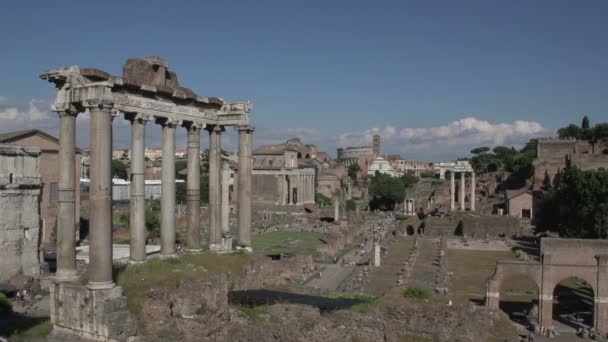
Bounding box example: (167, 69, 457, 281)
(50, 182, 59, 204)
(522, 208, 531, 219)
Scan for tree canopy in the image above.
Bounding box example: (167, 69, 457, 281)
(368, 173, 419, 211)
(536, 167, 608, 239)
(347, 163, 362, 180)
(111, 160, 128, 180)
(557, 116, 608, 142)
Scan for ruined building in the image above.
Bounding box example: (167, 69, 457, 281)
(252, 138, 316, 205)
(0, 129, 82, 249)
(0, 144, 42, 282)
(533, 137, 608, 189)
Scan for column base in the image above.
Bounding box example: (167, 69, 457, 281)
(183, 248, 203, 254)
(159, 253, 178, 259)
(86, 280, 116, 290)
(128, 259, 145, 265)
(54, 270, 79, 283)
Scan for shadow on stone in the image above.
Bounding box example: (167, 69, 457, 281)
(228, 290, 368, 312)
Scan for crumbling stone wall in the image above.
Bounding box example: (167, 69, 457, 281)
(0, 144, 42, 282)
(460, 214, 519, 238)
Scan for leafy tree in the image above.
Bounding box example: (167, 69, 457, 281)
(537, 167, 608, 238)
(112, 160, 128, 179)
(582, 115, 590, 129)
(315, 192, 331, 208)
(558, 124, 582, 139)
(368, 173, 406, 210)
(400, 173, 419, 188)
(592, 123, 608, 142)
(176, 182, 187, 204)
(175, 160, 188, 176)
(145, 200, 161, 239)
(470, 146, 490, 155)
(345, 199, 356, 212)
(419, 170, 435, 178)
(347, 163, 362, 180)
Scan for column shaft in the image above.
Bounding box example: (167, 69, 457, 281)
(160, 121, 177, 256)
(460, 172, 466, 210)
(88, 105, 114, 289)
(221, 162, 230, 234)
(185, 124, 202, 252)
(208, 126, 222, 246)
(470, 172, 476, 211)
(450, 172, 455, 211)
(129, 116, 146, 262)
(56, 112, 78, 281)
(237, 126, 253, 247)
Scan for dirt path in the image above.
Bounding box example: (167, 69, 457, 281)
(407, 238, 440, 290)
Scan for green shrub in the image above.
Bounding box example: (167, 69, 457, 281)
(404, 286, 430, 299)
(0, 293, 12, 314)
(345, 199, 356, 212)
(315, 193, 331, 208)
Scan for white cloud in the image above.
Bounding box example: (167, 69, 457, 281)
(337, 117, 547, 161)
(0, 99, 52, 122)
(338, 125, 397, 147)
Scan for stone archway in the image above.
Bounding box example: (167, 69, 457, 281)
(487, 238, 608, 334)
(552, 277, 594, 332)
(498, 274, 540, 326)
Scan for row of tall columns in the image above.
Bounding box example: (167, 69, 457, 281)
(279, 173, 314, 205)
(54, 105, 255, 287)
(449, 171, 476, 211)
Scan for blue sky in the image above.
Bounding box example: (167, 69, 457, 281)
(0, 0, 607, 160)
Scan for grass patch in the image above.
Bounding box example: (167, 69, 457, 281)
(252, 231, 326, 255)
(117, 252, 258, 322)
(448, 249, 517, 304)
(404, 286, 431, 299)
(238, 305, 267, 321)
(329, 293, 379, 313)
(8, 320, 52, 341)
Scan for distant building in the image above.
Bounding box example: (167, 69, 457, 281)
(505, 189, 533, 221)
(533, 137, 608, 190)
(144, 148, 163, 161)
(337, 146, 374, 176)
(367, 156, 397, 177)
(386, 155, 434, 177)
(0, 129, 82, 248)
(252, 138, 316, 205)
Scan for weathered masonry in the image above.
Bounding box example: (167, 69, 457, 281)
(42, 56, 253, 341)
(435, 161, 476, 211)
(487, 238, 608, 334)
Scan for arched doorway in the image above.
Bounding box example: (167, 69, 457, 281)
(499, 276, 539, 328)
(553, 277, 594, 332)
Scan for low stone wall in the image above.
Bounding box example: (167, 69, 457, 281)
(460, 214, 519, 238)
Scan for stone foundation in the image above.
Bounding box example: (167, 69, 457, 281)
(50, 283, 137, 341)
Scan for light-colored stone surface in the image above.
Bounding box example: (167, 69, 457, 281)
(0, 144, 42, 282)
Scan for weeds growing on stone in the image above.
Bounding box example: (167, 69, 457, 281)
(404, 286, 431, 299)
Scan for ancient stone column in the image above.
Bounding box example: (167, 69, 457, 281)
(334, 197, 340, 222)
(221, 162, 230, 235)
(87, 103, 115, 290)
(470, 172, 476, 211)
(185, 122, 202, 253)
(460, 172, 466, 211)
(127, 114, 148, 263)
(450, 171, 455, 211)
(55, 110, 78, 282)
(208, 125, 223, 248)
(160, 119, 178, 257)
(237, 125, 253, 248)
